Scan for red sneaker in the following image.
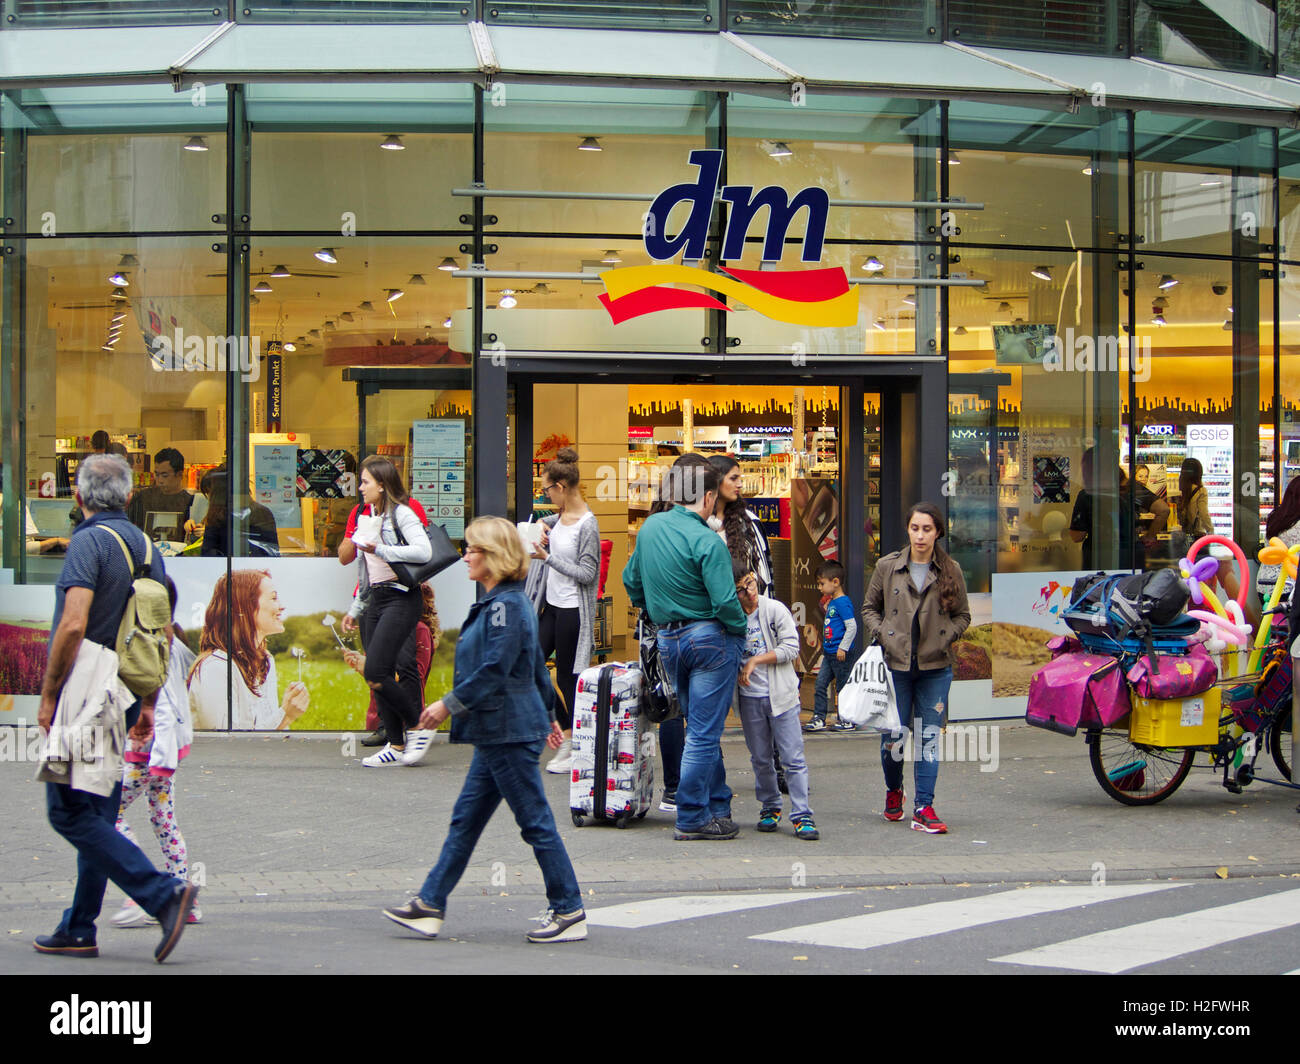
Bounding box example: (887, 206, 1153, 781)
(911, 805, 948, 834)
(883, 789, 905, 822)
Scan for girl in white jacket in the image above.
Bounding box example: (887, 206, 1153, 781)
(112, 578, 200, 927)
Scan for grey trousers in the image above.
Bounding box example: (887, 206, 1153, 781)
(737, 694, 812, 820)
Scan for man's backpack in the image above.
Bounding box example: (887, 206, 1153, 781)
(97, 526, 172, 697)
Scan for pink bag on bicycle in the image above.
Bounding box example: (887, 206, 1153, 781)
(1026, 652, 1130, 737)
(1125, 644, 1217, 700)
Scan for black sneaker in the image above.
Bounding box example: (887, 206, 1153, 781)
(360, 728, 387, 748)
(674, 818, 740, 841)
(658, 789, 677, 812)
(154, 881, 199, 963)
(33, 930, 98, 958)
(383, 897, 445, 938)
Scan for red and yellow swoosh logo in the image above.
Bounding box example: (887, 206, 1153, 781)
(599, 265, 858, 328)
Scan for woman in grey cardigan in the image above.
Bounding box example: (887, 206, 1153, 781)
(527, 448, 600, 774)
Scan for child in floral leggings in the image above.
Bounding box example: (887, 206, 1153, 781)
(111, 579, 202, 928)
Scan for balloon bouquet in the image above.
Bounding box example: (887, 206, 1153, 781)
(1179, 533, 1300, 678)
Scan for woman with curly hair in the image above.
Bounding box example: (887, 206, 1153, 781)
(188, 569, 310, 731)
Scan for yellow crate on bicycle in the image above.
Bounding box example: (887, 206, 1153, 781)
(1129, 686, 1221, 747)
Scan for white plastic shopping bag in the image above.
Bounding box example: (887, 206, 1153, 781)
(836, 644, 901, 732)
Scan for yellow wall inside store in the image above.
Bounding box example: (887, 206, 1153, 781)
(534, 382, 630, 649)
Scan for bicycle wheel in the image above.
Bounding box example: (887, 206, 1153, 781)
(1270, 704, 1292, 781)
(1088, 731, 1196, 805)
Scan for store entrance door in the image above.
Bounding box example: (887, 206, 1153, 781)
(508, 369, 929, 662)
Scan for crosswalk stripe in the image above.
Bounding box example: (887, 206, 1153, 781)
(992, 887, 1300, 973)
(585, 891, 850, 929)
(749, 883, 1183, 950)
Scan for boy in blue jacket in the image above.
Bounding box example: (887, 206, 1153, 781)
(805, 560, 858, 732)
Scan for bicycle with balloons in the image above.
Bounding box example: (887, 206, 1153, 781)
(1085, 534, 1295, 806)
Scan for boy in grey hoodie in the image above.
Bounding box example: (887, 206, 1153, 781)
(732, 559, 818, 840)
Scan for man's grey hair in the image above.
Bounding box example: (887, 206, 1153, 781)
(77, 454, 133, 513)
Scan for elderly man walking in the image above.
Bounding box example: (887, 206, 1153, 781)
(35, 454, 199, 963)
(623, 460, 747, 840)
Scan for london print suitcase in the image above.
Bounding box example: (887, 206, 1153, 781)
(568, 662, 655, 828)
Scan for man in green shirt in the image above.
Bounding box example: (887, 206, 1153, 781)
(624, 461, 745, 841)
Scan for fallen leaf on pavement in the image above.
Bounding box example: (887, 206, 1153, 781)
(1215, 867, 1229, 879)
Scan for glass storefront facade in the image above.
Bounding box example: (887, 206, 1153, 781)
(3, 2, 1299, 725)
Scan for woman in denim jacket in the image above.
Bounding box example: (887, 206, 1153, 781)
(382, 516, 586, 944)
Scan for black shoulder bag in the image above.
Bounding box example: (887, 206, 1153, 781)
(387, 508, 460, 589)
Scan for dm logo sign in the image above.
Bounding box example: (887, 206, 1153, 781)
(599, 149, 858, 328)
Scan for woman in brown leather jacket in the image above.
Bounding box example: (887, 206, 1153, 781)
(861, 502, 970, 835)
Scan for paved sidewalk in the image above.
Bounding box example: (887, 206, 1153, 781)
(2, 724, 1297, 909)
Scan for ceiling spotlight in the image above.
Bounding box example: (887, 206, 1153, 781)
(1223, 319, 1233, 331)
(578, 136, 602, 151)
(183, 136, 208, 152)
(863, 255, 885, 272)
(498, 293, 518, 309)
(953, 325, 968, 336)
(1200, 176, 1223, 188)
(116, 253, 139, 269)
(1157, 274, 1179, 290)
(253, 280, 272, 294)
(108, 271, 129, 286)
(110, 287, 128, 301)
(997, 301, 1012, 314)
(873, 317, 887, 331)
(1212, 282, 1228, 296)
(340, 311, 355, 322)
(101, 342, 117, 351)
(902, 292, 917, 306)
(767, 141, 793, 158)
(1082, 164, 1095, 176)
(111, 310, 126, 323)
(437, 257, 459, 272)
(324, 320, 336, 330)
(602, 250, 622, 264)
(386, 288, 405, 303)
(249, 294, 260, 306)
(270, 264, 291, 278)
(308, 329, 321, 338)
(442, 316, 454, 328)
(1013, 317, 1025, 324)
(359, 300, 375, 311)
(533, 282, 551, 294)
(1030, 265, 1053, 281)
(408, 274, 427, 286)
(380, 134, 405, 151)
(1152, 296, 1169, 309)
(283, 342, 296, 352)
(1152, 313, 1167, 326)
(315, 248, 338, 264)
(946, 150, 961, 165)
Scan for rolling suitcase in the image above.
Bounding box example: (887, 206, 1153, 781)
(569, 662, 655, 829)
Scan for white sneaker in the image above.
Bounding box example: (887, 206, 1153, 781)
(362, 743, 403, 767)
(187, 905, 202, 925)
(545, 738, 573, 774)
(110, 899, 157, 928)
(400, 731, 435, 766)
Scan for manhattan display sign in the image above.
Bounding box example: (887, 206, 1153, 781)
(599, 149, 859, 328)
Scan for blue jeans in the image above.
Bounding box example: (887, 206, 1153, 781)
(420, 740, 582, 914)
(737, 695, 811, 820)
(45, 704, 182, 939)
(657, 621, 743, 832)
(813, 651, 853, 721)
(880, 666, 952, 810)
(659, 715, 685, 791)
